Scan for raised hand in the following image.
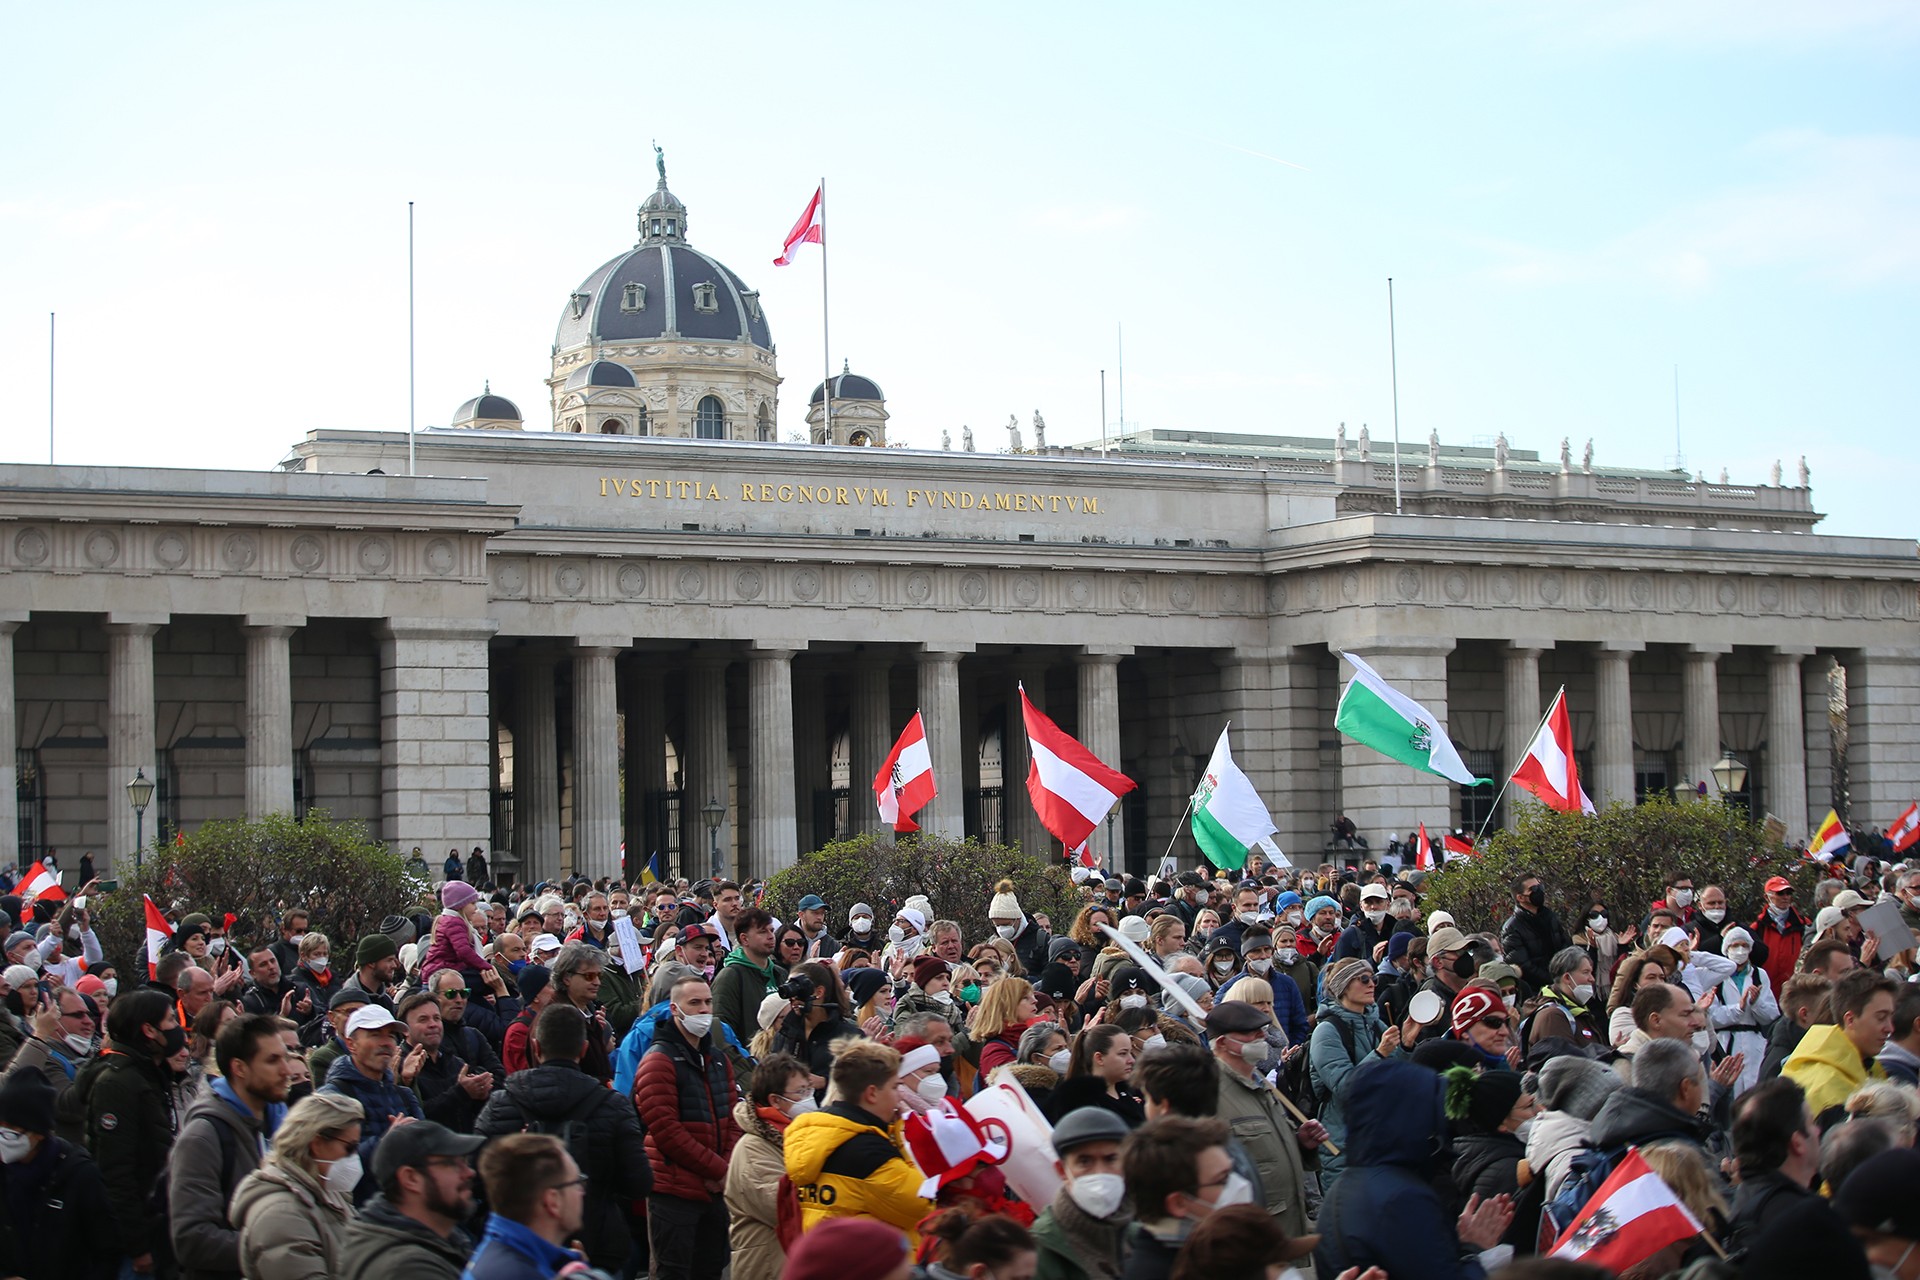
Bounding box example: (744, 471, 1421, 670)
(1457, 1192, 1516, 1250)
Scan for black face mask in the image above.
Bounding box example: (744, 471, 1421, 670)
(1454, 952, 1480, 980)
(1527, 885, 1547, 910)
(159, 1026, 188, 1059)
(286, 1080, 314, 1106)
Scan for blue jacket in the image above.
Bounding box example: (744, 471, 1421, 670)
(612, 999, 747, 1098)
(463, 1212, 583, 1280)
(1213, 969, 1309, 1048)
(318, 1053, 424, 1203)
(1312, 1058, 1487, 1280)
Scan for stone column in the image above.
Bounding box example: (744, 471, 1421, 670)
(106, 615, 165, 871)
(243, 617, 301, 819)
(1803, 654, 1836, 829)
(513, 651, 561, 884)
(1076, 649, 1129, 869)
(1767, 648, 1812, 840)
(1004, 657, 1050, 858)
(1592, 642, 1641, 809)
(1680, 645, 1729, 793)
(848, 655, 892, 836)
(1843, 648, 1920, 826)
(0, 615, 23, 867)
(377, 619, 498, 860)
(1217, 647, 1295, 860)
(1503, 642, 1550, 829)
(917, 648, 968, 839)
(791, 661, 827, 852)
(622, 658, 666, 876)
(686, 654, 731, 879)
(572, 645, 622, 881)
(1334, 641, 1454, 847)
(749, 644, 802, 876)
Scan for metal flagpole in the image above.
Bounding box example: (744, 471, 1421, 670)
(408, 201, 416, 477)
(1472, 684, 1566, 844)
(1388, 278, 1402, 514)
(819, 177, 831, 442)
(48, 312, 54, 464)
(1100, 370, 1107, 458)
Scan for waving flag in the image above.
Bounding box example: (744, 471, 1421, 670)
(144, 895, 174, 979)
(1890, 802, 1919, 855)
(19, 861, 64, 903)
(1189, 726, 1278, 872)
(1443, 832, 1477, 859)
(773, 185, 823, 266)
(1413, 823, 1435, 870)
(1808, 809, 1851, 863)
(1510, 689, 1595, 814)
(1549, 1147, 1703, 1273)
(638, 849, 666, 885)
(875, 712, 937, 833)
(1336, 653, 1487, 787)
(1020, 687, 1135, 852)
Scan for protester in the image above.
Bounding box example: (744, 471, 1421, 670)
(1785, 969, 1898, 1124)
(168, 1013, 295, 1280)
(0, 1069, 116, 1280)
(1525, 1052, 1623, 1201)
(466, 1133, 593, 1280)
(1204, 1001, 1320, 1237)
(1726, 1078, 1871, 1276)
(635, 972, 740, 1280)
(785, 1038, 932, 1240)
(76, 987, 182, 1275)
(1118, 1115, 1251, 1280)
(725, 1051, 808, 1280)
(230, 1091, 365, 1280)
(317, 1003, 424, 1200)
(1309, 956, 1402, 1191)
(335, 1121, 482, 1279)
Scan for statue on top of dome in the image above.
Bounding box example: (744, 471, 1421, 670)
(1427, 429, 1440, 468)
(1335, 423, 1347, 461)
(1798, 456, 1810, 487)
(653, 140, 666, 185)
(1358, 424, 1371, 461)
(1582, 439, 1593, 473)
(1494, 432, 1508, 469)
(1033, 411, 1046, 449)
(1560, 438, 1572, 474)
(1771, 459, 1783, 486)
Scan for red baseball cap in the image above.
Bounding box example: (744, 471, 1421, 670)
(1764, 875, 1793, 894)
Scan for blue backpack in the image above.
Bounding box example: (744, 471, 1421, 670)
(1537, 1143, 1629, 1252)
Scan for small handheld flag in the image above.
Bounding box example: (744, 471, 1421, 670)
(144, 895, 174, 979)
(1808, 809, 1850, 863)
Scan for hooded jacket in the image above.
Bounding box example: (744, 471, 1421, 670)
(1749, 907, 1809, 993)
(473, 1058, 651, 1271)
(317, 1052, 422, 1201)
(1525, 1109, 1595, 1202)
(1588, 1085, 1712, 1152)
(1781, 1024, 1885, 1121)
(612, 999, 749, 1098)
(334, 1194, 470, 1280)
(0, 1134, 117, 1280)
(783, 1099, 932, 1241)
(1313, 1058, 1488, 1280)
(230, 1158, 355, 1280)
(419, 909, 486, 983)
(168, 1077, 283, 1280)
(711, 946, 784, 1047)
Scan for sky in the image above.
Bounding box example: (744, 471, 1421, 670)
(3, 2, 1916, 538)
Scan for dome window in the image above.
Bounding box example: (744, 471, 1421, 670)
(569, 293, 590, 319)
(600, 418, 623, 434)
(666, 219, 678, 237)
(621, 282, 647, 313)
(848, 430, 873, 447)
(650, 218, 662, 237)
(756, 403, 773, 442)
(692, 282, 719, 313)
(742, 290, 762, 322)
(695, 395, 726, 440)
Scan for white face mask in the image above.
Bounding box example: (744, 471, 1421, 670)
(996, 923, 1019, 940)
(932, 990, 953, 1006)
(851, 918, 873, 935)
(1726, 947, 1751, 967)
(308, 958, 329, 973)
(888, 925, 906, 945)
(1672, 889, 1695, 909)
(1277, 947, 1299, 966)
(1284, 910, 1304, 926)
(1589, 916, 1609, 934)
(678, 1010, 713, 1038)
(1210, 1171, 1256, 1209)
(786, 1095, 818, 1117)
(1236, 911, 1261, 926)
(1364, 908, 1387, 926)
(0, 1129, 30, 1164)
(1047, 1049, 1072, 1074)
(63, 1032, 93, 1056)
(1571, 983, 1596, 1006)
(1702, 908, 1726, 924)
(1515, 1118, 1536, 1145)
(208, 938, 227, 957)
(1143, 1034, 1167, 1051)
(1247, 958, 1273, 976)
(1237, 1038, 1267, 1066)
(100, 978, 118, 997)
(1211, 959, 1234, 974)
(1121, 993, 1148, 1010)
(325, 1152, 363, 1195)
(916, 1074, 948, 1103)
(289, 934, 307, 948)
(1067, 1171, 1127, 1219)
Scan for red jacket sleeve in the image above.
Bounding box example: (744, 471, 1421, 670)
(636, 1052, 728, 1182)
(978, 1037, 1015, 1077)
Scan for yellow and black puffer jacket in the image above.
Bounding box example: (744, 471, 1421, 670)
(782, 1100, 932, 1243)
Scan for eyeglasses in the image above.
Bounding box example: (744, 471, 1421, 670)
(1478, 1016, 1508, 1031)
(439, 989, 470, 998)
(1351, 975, 1377, 986)
(548, 1175, 589, 1191)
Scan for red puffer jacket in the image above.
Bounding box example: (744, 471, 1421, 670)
(633, 1018, 741, 1201)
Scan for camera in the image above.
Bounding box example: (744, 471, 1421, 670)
(777, 973, 816, 1003)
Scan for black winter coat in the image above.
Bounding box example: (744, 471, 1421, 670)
(0, 1137, 117, 1280)
(1499, 906, 1572, 992)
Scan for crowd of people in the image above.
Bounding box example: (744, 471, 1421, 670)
(0, 844, 1916, 1280)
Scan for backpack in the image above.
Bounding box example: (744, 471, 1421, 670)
(151, 1112, 241, 1245)
(1308, 1016, 1362, 1103)
(1536, 1143, 1628, 1252)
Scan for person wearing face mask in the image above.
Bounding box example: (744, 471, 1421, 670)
(785, 1039, 933, 1242)
(1118, 1115, 1256, 1280)
(1298, 896, 1343, 960)
(4, 983, 97, 1146)
(1691, 884, 1733, 955)
(722, 1053, 813, 1280)
(843, 902, 880, 950)
(1048, 1025, 1145, 1127)
(1750, 875, 1812, 993)
(1521, 945, 1605, 1050)
(1229, 931, 1309, 1049)
(1333, 883, 1395, 962)
(1205, 1002, 1321, 1240)
(1031, 1107, 1134, 1280)
(1707, 925, 1779, 1097)
(73, 989, 185, 1276)
(1309, 958, 1408, 1194)
(0, 1068, 117, 1280)
(989, 881, 1052, 976)
(1498, 872, 1573, 995)
(634, 974, 741, 1280)
(474, 1004, 651, 1274)
(1442, 1067, 1539, 1247)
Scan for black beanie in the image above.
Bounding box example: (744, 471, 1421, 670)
(0, 1070, 56, 1135)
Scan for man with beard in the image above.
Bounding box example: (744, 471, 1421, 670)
(337, 1122, 483, 1280)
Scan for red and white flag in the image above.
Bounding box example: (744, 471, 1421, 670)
(1891, 802, 1920, 854)
(773, 185, 823, 267)
(875, 712, 937, 833)
(1549, 1147, 1703, 1273)
(144, 895, 174, 979)
(1020, 687, 1136, 852)
(1443, 832, 1477, 859)
(1510, 689, 1595, 814)
(1414, 823, 1435, 870)
(20, 861, 64, 903)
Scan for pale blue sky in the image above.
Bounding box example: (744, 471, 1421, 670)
(3, 2, 1915, 537)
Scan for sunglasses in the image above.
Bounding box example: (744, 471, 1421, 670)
(1478, 1016, 1508, 1031)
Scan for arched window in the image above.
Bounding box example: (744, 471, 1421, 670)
(755, 403, 773, 442)
(600, 419, 623, 434)
(636, 406, 650, 438)
(695, 396, 725, 440)
(848, 429, 872, 447)
(567, 418, 583, 433)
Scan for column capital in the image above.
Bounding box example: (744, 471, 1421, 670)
(1079, 645, 1134, 660)
(376, 617, 499, 642)
(1596, 640, 1645, 655)
(573, 643, 624, 660)
(104, 614, 168, 633)
(748, 639, 809, 655)
(1327, 636, 1457, 660)
(686, 650, 734, 671)
(573, 635, 631, 652)
(919, 643, 975, 657)
(1505, 639, 1556, 655)
(1770, 645, 1818, 660)
(0, 610, 29, 630)
(243, 614, 307, 631)
(1684, 643, 1733, 657)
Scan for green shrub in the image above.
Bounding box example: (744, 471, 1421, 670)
(761, 832, 1080, 950)
(1417, 796, 1817, 932)
(92, 809, 418, 974)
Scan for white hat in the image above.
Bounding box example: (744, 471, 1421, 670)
(1815, 906, 1846, 936)
(1722, 926, 1754, 949)
(1360, 883, 1389, 902)
(1119, 916, 1151, 944)
(904, 894, 934, 920)
(1427, 909, 1455, 934)
(345, 1006, 402, 1037)
(758, 991, 791, 1032)
(896, 1044, 941, 1077)
(1659, 925, 1691, 949)
(1, 964, 36, 992)
(896, 907, 928, 933)
(989, 885, 1023, 918)
(532, 933, 563, 955)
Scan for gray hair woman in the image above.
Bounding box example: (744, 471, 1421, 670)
(550, 940, 614, 1081)
(231, 1091, 365, 1280)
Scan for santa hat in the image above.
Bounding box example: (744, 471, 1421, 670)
(902, 1098, 1011, 1196)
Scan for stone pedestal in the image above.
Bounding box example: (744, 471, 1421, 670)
(106, 616, 165, 871)
(377, 619, 497, 857)
(514, 652, 561, 883)
(243, 619, 300, 819)
(572, 645, 622, 880)
(917, 649, 967, 838)
(748, 645, 801, 875)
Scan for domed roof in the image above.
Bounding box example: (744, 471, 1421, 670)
(452, 386, 522, 424)
(810, 365, 884, 405)
(563, 359, 637, 391)
(554, 243, 772, 352)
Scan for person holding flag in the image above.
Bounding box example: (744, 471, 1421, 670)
(874, 712, 936, 833)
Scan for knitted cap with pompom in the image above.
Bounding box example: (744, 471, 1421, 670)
(988, 879, 1023, 919)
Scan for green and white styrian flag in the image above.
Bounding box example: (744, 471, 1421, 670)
(1335, 652, 1490, 787)
(1190, 725, 1284, 871)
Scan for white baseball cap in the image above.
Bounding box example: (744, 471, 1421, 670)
(531, 933, 563, 955)
(345, 1006, 402, 1037)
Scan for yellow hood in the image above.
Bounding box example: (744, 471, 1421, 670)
(1788, 1025, 1868, 1082)
(783, 1105, 896, 1183)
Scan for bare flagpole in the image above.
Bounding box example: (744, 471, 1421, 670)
(1388, 277, 1402, 514)
(408, 200, 416, 477)
(47, 312, 54, 464)
(819, 177, 832, 442)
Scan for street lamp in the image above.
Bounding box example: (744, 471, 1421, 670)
(1711, 754, 1747, 806)
(703, 796, 725, 880)
(126, 767, 155, 873)
(1104, 809, 1116, 876)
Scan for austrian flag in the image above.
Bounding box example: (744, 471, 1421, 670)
(1511, 689, 1594, 814)
(773, 186, 823, 267)
(1020, 687, 1135, 851)
(144, 895, 174, 979)
(1550, 1147, 1703, 1273)
(875, 712, 937, 833)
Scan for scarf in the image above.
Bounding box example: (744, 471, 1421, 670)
(755, 1104, 793, 1135)
(1049, 1187, 1129, 1280)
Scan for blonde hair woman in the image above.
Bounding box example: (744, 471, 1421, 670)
(231, 1091, 366, 1280)
(974, 977, 1038, 1078)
